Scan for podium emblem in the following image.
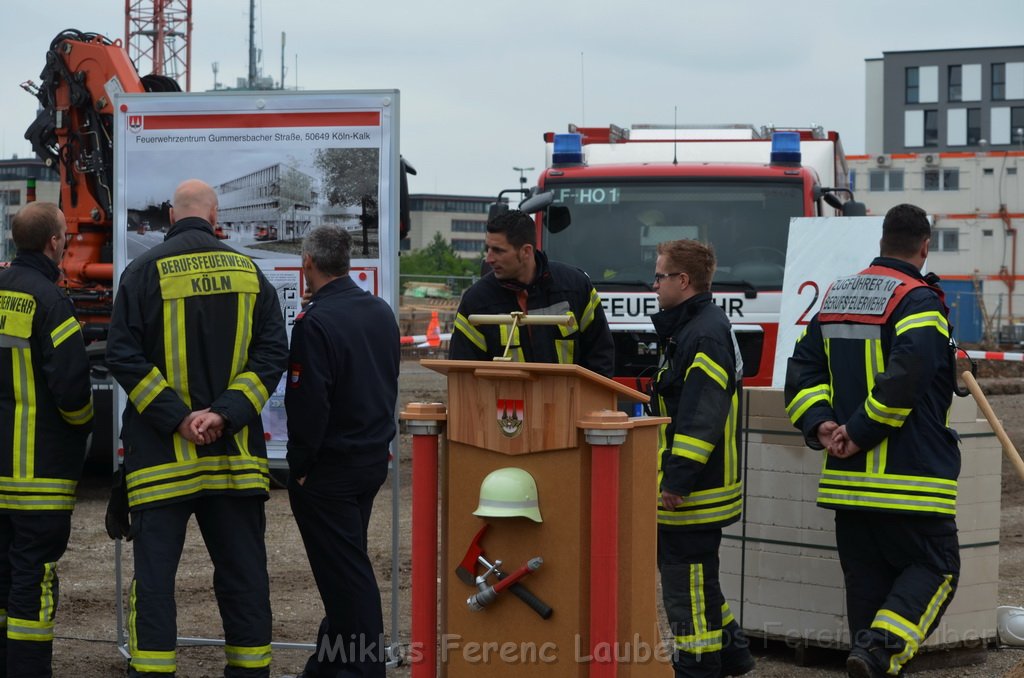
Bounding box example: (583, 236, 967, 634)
(496, 398, 524, 438)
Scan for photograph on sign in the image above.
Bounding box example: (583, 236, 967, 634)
(113, 90, 399, 452)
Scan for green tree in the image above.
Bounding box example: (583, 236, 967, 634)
(313, 148, 379, 254)
(400, 233, 480, 279)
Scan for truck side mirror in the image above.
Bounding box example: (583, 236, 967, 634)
(546, 206, 572, 234)
(842, 201, 867, 217)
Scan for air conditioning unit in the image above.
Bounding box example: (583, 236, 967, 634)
(875, 154, 892, 167)
(923, 153, 941, 166)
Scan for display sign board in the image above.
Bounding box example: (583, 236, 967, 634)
(113, 90, 400, 463)
(771, 217, 884, 388)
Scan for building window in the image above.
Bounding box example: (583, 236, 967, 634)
(967, 108, 982, 146)
(948, 65, 962, 102)
(906, 67, 919, 103)
(984, 168, 995, 175)
(400, 238, 411, 251)
(942, 168, 960, 190)
(1010, 167, 1019, 176)
(1013, 108, 1024, 144)
(451, 238, 485, 253)
(0, 190, 21, 206)
(924, 169, 940, 191)
(451, 219, 487, 233)
(924, 110, 938, 147)
(934, 229, 959, 252)
(993, 63, 1006, 101)
(888, 169, 904, 191)
(869, 170, 886, 192)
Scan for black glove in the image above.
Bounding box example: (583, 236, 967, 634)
(104, 465, 132, 540)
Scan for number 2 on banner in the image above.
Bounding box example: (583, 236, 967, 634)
(796, 280, 820, 325)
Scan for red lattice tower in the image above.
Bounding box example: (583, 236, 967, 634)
(125, 0, 193, 91)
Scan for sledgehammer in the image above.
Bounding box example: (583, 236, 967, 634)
(961, 370, 1024, 481)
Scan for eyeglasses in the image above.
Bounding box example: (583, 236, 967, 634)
(652, 272, 683, 284)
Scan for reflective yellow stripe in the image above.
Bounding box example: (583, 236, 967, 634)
(685, 352, 728, 390)
(126, 455, 270, 507)
(49, 316, 81, 349)
(724, 391, 738, 484)
(864, 393, 912, 427)
(580, 289, 601, 332)
(59, 398, 94, 426)
(671, 433, 715, 463)
(658, 483, 743, 526)
(874, 575, 954, 674)
(225, 643, 272, 668)
(39, 562, 56, 623)
(227, 371, 270, 412)
(0, 475, 78, 510)
(722, 602, 735, 627)
(785, 384, 831, 423)
(164, 298, 195, 462)
(554, 339, 574, 365)
(128, 366, 169, 414)
(129, 580, 177, 672)
(0, 607, 6, 628)
(895, 311, 949, 338)
(230, 292, 256, 378)
(7, 616, 54, 642)
(11, 347, 36, 478)
(674, 564, 723, 653)
(454, 313, 486, 352)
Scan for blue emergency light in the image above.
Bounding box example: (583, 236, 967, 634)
(552, 133, 585, 166)
(770, 131, 801, 165)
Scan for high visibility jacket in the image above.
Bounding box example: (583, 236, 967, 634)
(651, 292, 743, 530)
(449, 250, 615, 377)
(0, 251, 92, 512)
(106, 218, 288, 509)
(785, 257, 960, 517)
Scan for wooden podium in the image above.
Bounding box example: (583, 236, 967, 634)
(420, 359, 671, 677)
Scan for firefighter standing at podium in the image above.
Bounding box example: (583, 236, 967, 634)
(649, 239, 755, 678)
(448, 209, 615, 377)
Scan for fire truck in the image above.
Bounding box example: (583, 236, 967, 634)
(529, 124, 865, 388)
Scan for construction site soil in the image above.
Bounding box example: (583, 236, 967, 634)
(47, 357, 1024, 676)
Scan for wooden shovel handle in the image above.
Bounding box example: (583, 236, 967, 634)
(961, 371, 1024, 481)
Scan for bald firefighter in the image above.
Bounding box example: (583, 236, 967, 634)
(107, 179, 288, 677)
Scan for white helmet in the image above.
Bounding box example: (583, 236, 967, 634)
(997, 606, 1024, 646)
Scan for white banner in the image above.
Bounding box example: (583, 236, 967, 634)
(771, 217, 884, 388)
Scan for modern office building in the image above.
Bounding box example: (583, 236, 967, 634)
(851, 46, 1024, 343)
(405, 193, 494, 258)
(0, 157, 60, 260)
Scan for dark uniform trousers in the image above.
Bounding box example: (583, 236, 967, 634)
(658, 528, 751, 678)
(128, 495, 271, 677)
(835, 510, 959, 675)
(0, 513, 71, 678)
(288, 458, 389, 678)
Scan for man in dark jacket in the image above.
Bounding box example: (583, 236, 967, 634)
(651, 239, 754, 678)
(285, 226, 399, 678)
(448, 210, 614, 377)
(785, 204, 959, 678)
(0, 202, 92, 678)
(106, 179, 288, 678)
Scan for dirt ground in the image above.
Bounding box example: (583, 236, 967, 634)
(45, 359, 1024, 676)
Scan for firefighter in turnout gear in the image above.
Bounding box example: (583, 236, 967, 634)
(448, 210, 614, 377)
(0, 203, 92, 678)
(106, 180, 288, 677)
(785, 204, 960, 678)
(650, 240, 755, 678)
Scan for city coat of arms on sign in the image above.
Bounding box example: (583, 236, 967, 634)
(496, 398, 524, 438)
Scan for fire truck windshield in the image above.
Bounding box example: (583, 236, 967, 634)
(542, 180, 805, 291)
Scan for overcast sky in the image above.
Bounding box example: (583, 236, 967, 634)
(2, 0, 1022, 199)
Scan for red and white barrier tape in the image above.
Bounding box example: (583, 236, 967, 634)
(958, 349, 1024, 362)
